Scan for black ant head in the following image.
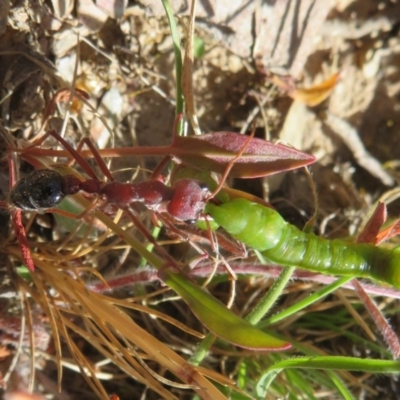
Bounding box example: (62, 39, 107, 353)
(10, 169, 66, 211)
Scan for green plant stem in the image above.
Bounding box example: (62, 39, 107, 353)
(189, 333, 216, 365)
(161, 0, 184, 119)
(246, 264, 296, 325)
(260, 276, 353, 327)
(269, 356, 400, 373)
(139, 225, 162, 267)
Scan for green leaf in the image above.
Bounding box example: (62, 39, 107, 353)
(53, 196, 103, 237)
(16, 266, 33, 280)
(259, 355, 400, 397)
(194, 37, 205, 58)
(162, 270, 291, 350)
(268, 356, 400, 373)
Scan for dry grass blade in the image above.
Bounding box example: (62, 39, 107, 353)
(21, 259, 226, 399)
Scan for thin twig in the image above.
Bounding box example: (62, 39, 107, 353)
(324, 112, 394, 186)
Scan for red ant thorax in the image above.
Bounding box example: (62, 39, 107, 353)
(99, 180, 174, 208)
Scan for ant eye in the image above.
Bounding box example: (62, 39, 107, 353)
(10, 170, 65, 211)
(199, 183, 209, 191)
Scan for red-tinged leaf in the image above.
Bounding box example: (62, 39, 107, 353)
(352, 278, 400, 357)
(357, 202, 387, 244)
(376, 219, 400, 244)
(173, 132, 315, 178)
(357, 202, 400, 245)
(162, 270, 291, 351)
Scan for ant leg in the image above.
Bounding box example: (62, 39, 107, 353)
(157, 213, 208, 257)
(44, 130, 117, 183)
(46, 130, 100, 180)
(11, 210, 35, 271)
(41, 195, 102, 221)
(149, 155, 172, 181)
(147, 113, 185, 182)
(32, 88, 90, 141)
(18, 129, 99, 181)
(7, 154, 35, 271)
(72, 137, 114, 182)
(122, 207, 181, 268)
(207, 125, 256, 200)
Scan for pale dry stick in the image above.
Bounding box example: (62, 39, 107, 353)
(25, 294, 36, 393)
(80, 36, 114, 64)
(335, 290, 376, 341)
(319, 212, 339, 236)
(83, 33, 177, 107)
(377, 187, 400, 208)
(240, 87, 275, 140)
(225, 259, 236, 310)
(2, 289, 27, 387)
(324, 112, 394, 186)
(0, 58, 41, 125)
(81, 33, 177, 108)
(321, 15, 394, 40)
(138, 73, 177, 106)
(199, 255, 221, 288)
(182, 0, 201, 135)
(58, 34, 81, 141)
(38, 351, 114, 379)
(129, 344, 200, 391)
(0, 49, 68, 86)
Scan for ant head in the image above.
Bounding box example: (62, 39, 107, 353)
(168, 179, 210, 221)
(10, 169, 66, 211)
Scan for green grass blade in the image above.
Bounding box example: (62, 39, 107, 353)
(161, 0, 184, 119)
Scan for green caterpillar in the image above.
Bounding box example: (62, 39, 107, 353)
(205, 198, 400, 288)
